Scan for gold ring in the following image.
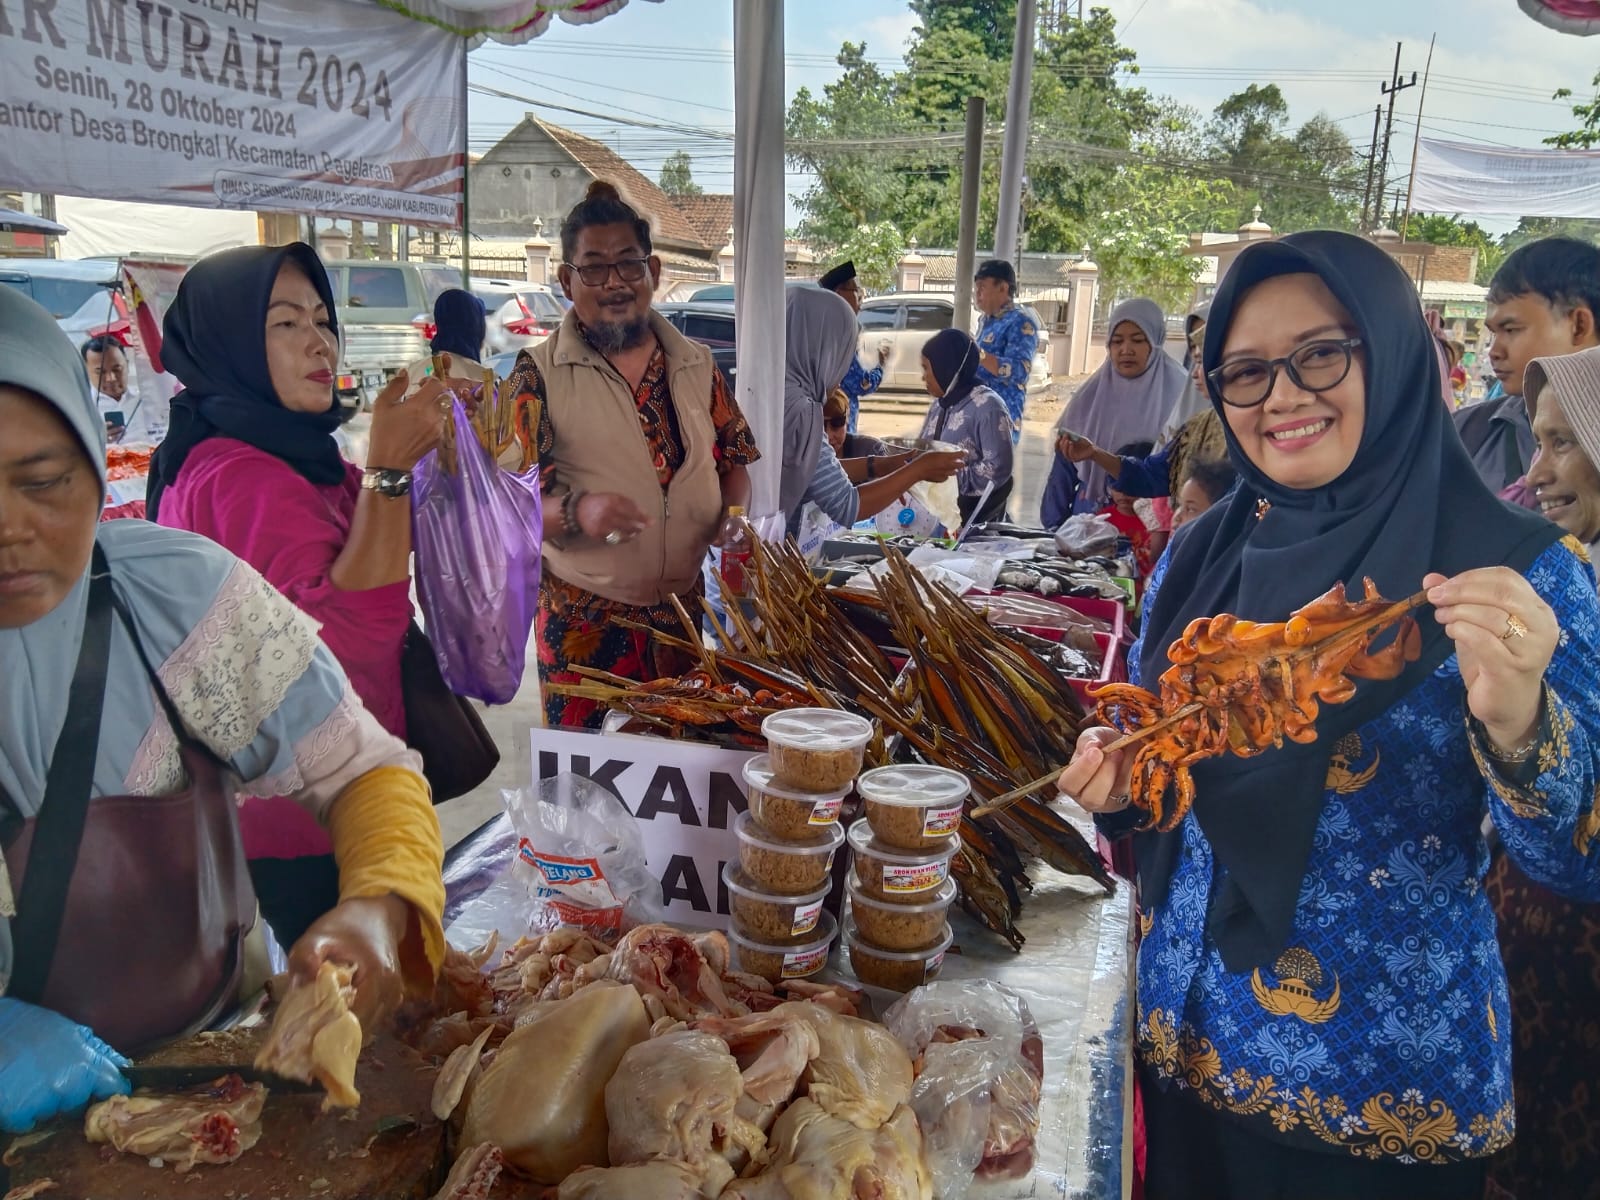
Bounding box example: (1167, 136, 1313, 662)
(1502, 613, 1529, 641)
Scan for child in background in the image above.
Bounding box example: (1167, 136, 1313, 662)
(1171, 456, 1238, 532)
(1098, 440, 1160, 583)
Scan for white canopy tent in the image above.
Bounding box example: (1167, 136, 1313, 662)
(381, 0, 786, 517)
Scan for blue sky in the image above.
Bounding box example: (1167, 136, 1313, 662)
(465, 0, 1600, 234)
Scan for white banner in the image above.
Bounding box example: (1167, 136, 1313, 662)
(0, 0, 465, 225)
(530, 727, 759, 929)
(1412, 137, 1600, 218)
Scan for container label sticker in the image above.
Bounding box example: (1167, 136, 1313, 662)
(809, 797, 844, 825)
(925, 949, 947, 976)
(882, 861, 948, 893)
(790, 899, 825, 937)
(521, 843, 620, 910)
(923, 804, 964, 837)
(783, 944, 830, 978)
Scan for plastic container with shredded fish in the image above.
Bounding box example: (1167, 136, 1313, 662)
(847, 819, 959, 904)
(723, 862, 830, 945)
(760, 708, 873, 793)
(847, 871, 957, 951)
(736, 811, 846, 896)
(857, 764, 971, 851)
(742, 755, 848, 840)
(844, 917, 953, 992)
(729, 911, 839, 983)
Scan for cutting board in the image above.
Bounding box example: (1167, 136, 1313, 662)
(2, 1026, 447, 1200)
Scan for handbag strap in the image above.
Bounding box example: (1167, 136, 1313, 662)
(8, 545, 115, 1003)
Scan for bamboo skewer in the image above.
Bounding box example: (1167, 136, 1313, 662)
(970, 590, 1428, 821)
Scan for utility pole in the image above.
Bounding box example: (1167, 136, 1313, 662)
(1361, 106, 1381, 230)
(1400, 34, 1437, 242)
(1375, 42, 1417, 230)
(993, 0, 1038, 272)
(953, 97, 987, 334)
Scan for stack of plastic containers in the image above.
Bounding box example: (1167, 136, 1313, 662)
(844, 764, 966, 991)
(724, 709, 870, 982)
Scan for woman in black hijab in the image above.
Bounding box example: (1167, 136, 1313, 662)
(1058, 232, 1600, 1199)
(917, 327, 1014, 525)
(148, 243, 450, 949)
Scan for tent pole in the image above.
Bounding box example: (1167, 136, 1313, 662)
(460, 35, 472, 283)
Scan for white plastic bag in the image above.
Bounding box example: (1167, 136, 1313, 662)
(446, 774, 664, 948)
(1053, 513, 1121, 558)
(884, 980, 1044, 1198)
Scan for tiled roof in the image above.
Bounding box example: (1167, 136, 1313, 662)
(532, 118, 710, 252)
(920, 249, 1080, 287)
(671, 194, 735, 251)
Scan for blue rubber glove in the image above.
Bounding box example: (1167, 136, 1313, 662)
(0, 997, 130, 1133)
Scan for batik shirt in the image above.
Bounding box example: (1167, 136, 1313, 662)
(841, 357, 884, 433)
(1122, 537, 1600, 1166)
(975, 303, 1038, 437)
(918, 384, 1014, 498)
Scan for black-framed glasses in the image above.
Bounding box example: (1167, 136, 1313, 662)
(564, 257, 650, 287)
(1208, 336, 1363, 408)
(825, 416, 848, 430)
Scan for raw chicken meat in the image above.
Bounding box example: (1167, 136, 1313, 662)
(432, 1025, 494, 1120)
(702, 1003, 912, 1131)
(83, 1075, 267, 1173)
(694, 1008, 820, 1107)
(254, 960, 363, 1108)
(557, 1161, 711, 1199)
(605, 1030, 765, 1192)
(459, 980, 649, 1182)
(720, 1100, 932, 1200)
(430, 1143, 504, 1200)
(595, 925, 744, 1021)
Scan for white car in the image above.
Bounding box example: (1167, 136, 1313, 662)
(857, 293, 1052, 393)
(470, 278, 568, 355)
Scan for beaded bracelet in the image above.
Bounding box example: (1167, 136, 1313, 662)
(561, 490, 584, 540)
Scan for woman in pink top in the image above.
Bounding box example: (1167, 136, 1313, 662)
(148, 242, 448, 949)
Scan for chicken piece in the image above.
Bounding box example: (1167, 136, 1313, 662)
(605, 1031, 765, 1191)
(3, 1180, 59, 1200)
(430, 1143, 504, 1200)
(459, 980, 650, 1183)
(432, 1025, 495, 1120)
(84, 1075, 267, 1173)
(411, 1012, 502, 1059)
(558, 1161, 711, 1200)
(775, 980, 864, 1018)
(720, 1100, 931, 1200)
(597, 925, 746, 1021)
(695, 1008, 821, 1107)
(254, 961, 363, 1108)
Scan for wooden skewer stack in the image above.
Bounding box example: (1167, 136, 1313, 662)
(434, 356, 526, 474)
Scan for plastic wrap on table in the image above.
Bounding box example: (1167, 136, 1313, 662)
(1052, 515, 1121, 559)
(445, 774, 665, 948)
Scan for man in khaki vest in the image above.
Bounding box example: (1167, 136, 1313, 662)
(501, 181, 761, 728)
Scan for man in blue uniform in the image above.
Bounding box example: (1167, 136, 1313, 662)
(819, 260, 888, 432)
(973, 259, 1037, 445)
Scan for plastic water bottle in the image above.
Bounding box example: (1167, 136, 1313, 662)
(720, 505, 754, 596)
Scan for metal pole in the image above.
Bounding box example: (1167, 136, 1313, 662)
(459, 35, 472, 284)
(1400, 33, 1436, 243)
(1376, 43, 1417, 227)
(1361, 106, 1381, 230)
(993, 0, 1037, 268)
(954, 96, 986, 333)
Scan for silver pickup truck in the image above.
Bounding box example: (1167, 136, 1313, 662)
(323, 259, 464, 411)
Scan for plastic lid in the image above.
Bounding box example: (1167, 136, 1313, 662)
(735, 810, 847, 856)
(843, 916, 954, 961)
(846, 871, 958, 913)
(743, 754, 852, 803)
(857, 764, 971, 808)
(761, 708, 873, 751)
(722, 861, 831, 906)
(846, 818, 958, 864)
(729, 910, 839, 957)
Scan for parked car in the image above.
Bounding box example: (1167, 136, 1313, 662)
(0, 257, 129, 347)
(654, 302, 737, 390)
(688, 279, 817, 303)
(857, 292, 1052, 393)
(321, 259, 463, 409)
(470, 278, 568, 355)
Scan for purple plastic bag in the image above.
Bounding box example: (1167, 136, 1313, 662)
(411, 399, 542, 703)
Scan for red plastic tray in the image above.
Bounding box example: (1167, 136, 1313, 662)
(967, 589, 1128, 646)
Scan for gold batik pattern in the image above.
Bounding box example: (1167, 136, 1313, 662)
(1138, 1007, 1514, 1163)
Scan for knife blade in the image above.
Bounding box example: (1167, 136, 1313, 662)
(121, 1065, 323, 1094)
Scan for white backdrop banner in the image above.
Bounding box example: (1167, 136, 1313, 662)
(1412, 137, 1600, 218)
(0, 0, 465, 225)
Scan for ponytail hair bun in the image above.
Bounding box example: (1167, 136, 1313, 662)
(561, 178, 653, 260)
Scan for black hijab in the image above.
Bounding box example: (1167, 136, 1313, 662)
(1136, 231, 1560, 971)
(147, 243, 344, 520)
(430, 287, 486, 362)
(925, 328, 981, 409)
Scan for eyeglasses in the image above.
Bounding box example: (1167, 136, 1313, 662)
(564, 257, 650, 288)
(1208, 336, 1362, 409)
(825, 416, 848, 430)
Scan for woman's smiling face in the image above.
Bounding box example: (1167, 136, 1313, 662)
(1217, 273, 1366, 491)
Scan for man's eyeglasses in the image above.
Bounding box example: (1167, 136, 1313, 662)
(564, 257, 650, 288)
(825, 416, 848, 430)
(1208, 337, 1362, 409)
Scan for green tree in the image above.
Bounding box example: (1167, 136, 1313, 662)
(1547, 70, 1600, 148)
(1407, 213, 1504, 285)
(1498, 216, 1600, 252)
(907, 0, 1018, 61)
(658, 150, 702, 197)
(832, 221, 908, 292)
(1201, 86, 1359, 232)
(1088, 157, 1239, 311)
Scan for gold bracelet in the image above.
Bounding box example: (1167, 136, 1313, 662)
(1480, 719, 1540, 764)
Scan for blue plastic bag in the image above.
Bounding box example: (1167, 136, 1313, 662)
(411, 399, 541, 704)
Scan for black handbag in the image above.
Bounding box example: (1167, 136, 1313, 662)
(400, 621, 500, 803)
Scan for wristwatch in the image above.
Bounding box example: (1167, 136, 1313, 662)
(360, 467, 413, 498)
